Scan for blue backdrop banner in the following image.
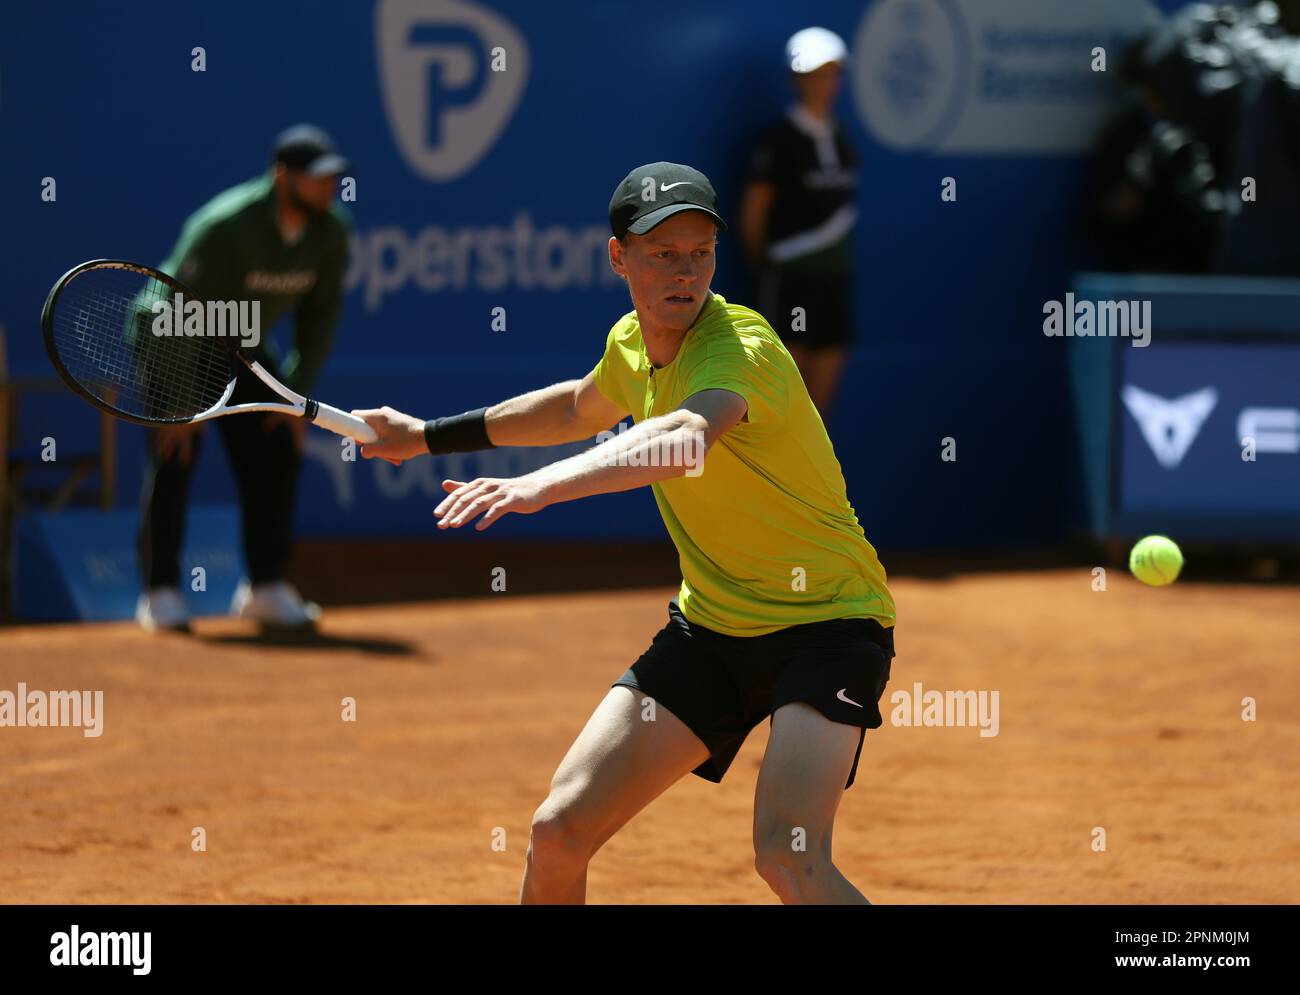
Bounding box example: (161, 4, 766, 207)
(1, 0, 1182, 547)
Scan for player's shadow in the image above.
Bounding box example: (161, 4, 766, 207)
(197, 628, 421, 658)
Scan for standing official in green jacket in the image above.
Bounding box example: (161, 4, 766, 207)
(136, 125, 351, 632)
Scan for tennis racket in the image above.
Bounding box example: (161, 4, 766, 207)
(41, 258, 377, 442)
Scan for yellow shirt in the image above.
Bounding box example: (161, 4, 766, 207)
(589, 292, 895, 636)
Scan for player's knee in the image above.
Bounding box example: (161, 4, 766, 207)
(753, 831, 832, 897)
(527, 799, 596, 870)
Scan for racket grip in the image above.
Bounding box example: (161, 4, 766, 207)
(309, 401, 379, 443)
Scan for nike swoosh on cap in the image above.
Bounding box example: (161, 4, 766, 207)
(660, 181, 691, 191)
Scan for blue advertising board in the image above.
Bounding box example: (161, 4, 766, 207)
(15, 506, 247, 622)
(1120, 342, 1300, 520)
(2, 0, 1183, 548)
(1071, 272, 1300, 544)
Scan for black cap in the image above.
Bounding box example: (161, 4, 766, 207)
(609, 162, 728, 239)
(272, 124, 350, 177)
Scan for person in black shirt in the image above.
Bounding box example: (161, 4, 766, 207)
(740, 27, 858, 416)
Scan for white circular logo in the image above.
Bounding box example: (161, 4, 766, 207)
(852, 0, 970, 152)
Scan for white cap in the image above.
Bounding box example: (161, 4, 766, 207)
(786, 26, 848, 74)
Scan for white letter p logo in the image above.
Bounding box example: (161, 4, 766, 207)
(377, 0, 529, 182)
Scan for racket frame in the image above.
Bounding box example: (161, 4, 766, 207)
(42, 259, 376, 442)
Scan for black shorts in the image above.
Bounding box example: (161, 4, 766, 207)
(758, 269, 853, 349)
(612, 600, 894, 790)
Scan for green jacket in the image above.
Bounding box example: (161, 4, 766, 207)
(158, 173, 350, 394)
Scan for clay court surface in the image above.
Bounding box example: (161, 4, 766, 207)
(3, 564, 1297, 904)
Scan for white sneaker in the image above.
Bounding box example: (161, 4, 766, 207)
(230, 579, 321, 628)
(136, 587, 192, 633)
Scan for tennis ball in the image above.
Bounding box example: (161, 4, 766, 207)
(1129, 535, 1183, 586)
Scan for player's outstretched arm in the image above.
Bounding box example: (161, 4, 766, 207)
(486, 372, 626, 447)
(353, 372, 627, 465)
(433, 389, 747, 532)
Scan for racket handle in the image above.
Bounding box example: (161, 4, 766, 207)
(309, 401, 379, 443)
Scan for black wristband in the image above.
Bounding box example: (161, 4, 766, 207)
(423, 407, 496, 455)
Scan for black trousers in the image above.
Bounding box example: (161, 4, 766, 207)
(138, 372, 302, 589)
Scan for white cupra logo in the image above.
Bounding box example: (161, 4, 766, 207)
(1121, 384, 1218, 469)
(376, 0, 529, 182)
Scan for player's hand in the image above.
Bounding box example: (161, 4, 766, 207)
(352, 406, 427, 466)
(262, 412, 308, 452)
(434, 476, 549, 532)
(155, 423, 203, 465)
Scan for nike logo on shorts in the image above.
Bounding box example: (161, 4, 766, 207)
(836, 688, 863, 708)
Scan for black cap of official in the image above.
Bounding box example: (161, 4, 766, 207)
(608, 162, 728, 239)
(272, 124, 350, 177)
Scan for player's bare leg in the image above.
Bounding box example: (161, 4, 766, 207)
(753, 701, 870, 904)
(520, 685, 710, 904)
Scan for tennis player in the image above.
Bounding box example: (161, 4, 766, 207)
(355, 163, 896, 904)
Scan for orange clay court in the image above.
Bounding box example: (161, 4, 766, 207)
(2, 555, 1298, 904)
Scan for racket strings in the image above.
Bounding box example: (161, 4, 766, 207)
(50, 268, 236, 421)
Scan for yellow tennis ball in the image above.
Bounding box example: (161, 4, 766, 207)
(1129, 535, 1183, 586)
